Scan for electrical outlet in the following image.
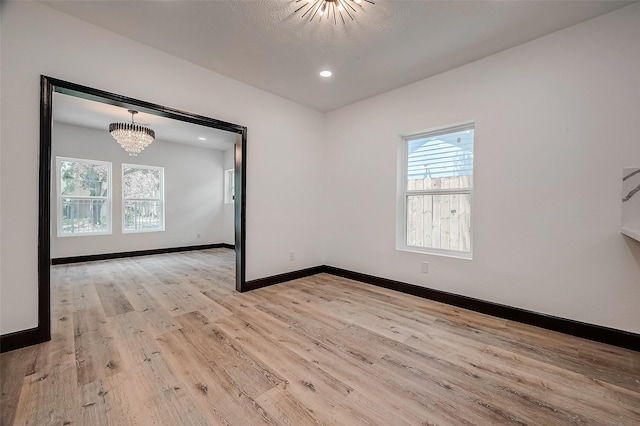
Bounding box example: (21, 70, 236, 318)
(197, 233, 201, 239)
(289, 251, 295, 261)
(421, 262, 429, 274)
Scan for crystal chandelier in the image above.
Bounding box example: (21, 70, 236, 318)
(295, 0, 374, 24)
(109, 110, 155, 156)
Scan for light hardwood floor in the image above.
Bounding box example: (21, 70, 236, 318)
(1, 248, 639, 425)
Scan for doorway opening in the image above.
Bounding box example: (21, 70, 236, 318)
(35, 75, 247, 346)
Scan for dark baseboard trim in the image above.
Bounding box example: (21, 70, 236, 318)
(246, 264, 639, 351)
(51, 243, 234, 265)
(322, 266, 640, 352)
(5, 244, 236, 353)
(244, 266, 325, 292)
(8, 261, 638, 353)
(1, 327, 50, 354)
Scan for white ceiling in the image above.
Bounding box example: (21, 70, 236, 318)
(53, 92, 237, 150)
(41, 0, 634, 112)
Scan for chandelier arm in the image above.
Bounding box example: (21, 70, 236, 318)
(344, 0, 358, 13)
(309, 0, 323, 21)
(295, 0, 371, 23)
(294, 3, 309, 14)
(322, 1, 331, 20)
(301, 0, 321, 19)
(342, 2, 356, 20)
(300, 6, 312, 19)
(337, 0, 355, 20)
(335, 0, 349, 23)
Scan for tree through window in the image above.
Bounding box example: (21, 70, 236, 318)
(57, 157, 111, 236)
(122, 164, 164, 233)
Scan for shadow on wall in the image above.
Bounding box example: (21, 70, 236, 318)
(624, 237, 640, 269)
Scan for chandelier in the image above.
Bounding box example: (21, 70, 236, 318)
(109, 110, 155, 156)
(295, 0, 375, 24)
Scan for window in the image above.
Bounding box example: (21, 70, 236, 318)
(398, 123, 474, 258)
(224, 168, 235, 204)
(57, 157, 112, 236)
(122, 164, 164, 233)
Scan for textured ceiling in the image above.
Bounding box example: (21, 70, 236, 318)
(40, 0, 634, 112)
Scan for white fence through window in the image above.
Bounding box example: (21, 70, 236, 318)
(123, 200, 162, 232)
(61, 198, 110, 234)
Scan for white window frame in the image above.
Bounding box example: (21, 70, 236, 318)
(396, 122, 474, 259)
(122, 163, 165, 234)
(224, 168, 235, 204)
(56, 156, 112, 237)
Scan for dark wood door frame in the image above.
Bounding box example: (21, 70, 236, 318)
(0, 75, 247, 352)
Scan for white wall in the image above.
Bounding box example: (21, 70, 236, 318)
(222, 147, 235, 245)
(51, 122, 225, 258)
(3, 1, 639, 337)
(0, 2, 325, 334)
(324, 3, 640, 333)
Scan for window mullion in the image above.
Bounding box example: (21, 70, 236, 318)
(62, 195, 109, 200)
(406, 188, 471, 195)
(122, 164, 164, 233)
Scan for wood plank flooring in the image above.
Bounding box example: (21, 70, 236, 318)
(1, 248, 639, 425)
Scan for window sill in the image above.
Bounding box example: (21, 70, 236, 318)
(57, 231, 112, 238)
(123, 229, 165, 234)
(397, 246, 473, 260)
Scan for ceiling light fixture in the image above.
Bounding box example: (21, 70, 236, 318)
(295, 0, 374, 24)
(198, 137, 207, 141)
(109, 109, 155, 156)
(320, 70, 332, 78)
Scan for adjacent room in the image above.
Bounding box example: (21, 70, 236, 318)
(1, 1, 639, 425)
(51, 92, 237, 262)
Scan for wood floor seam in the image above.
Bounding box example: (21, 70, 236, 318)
(1, 248, 638, 425)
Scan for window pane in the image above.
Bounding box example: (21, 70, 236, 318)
(407, 175, 473, 191)
(406, 194, 471, 252)
(60, 160, 109, 197)
(224, 169, 235, 204)
(61, 198, 109, 234)
(123, 167, 161, 199)
(124, 200, 162, 232)
(407, 128, 473, 185)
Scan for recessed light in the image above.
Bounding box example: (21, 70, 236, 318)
(198, 137, 206, 141)
(320, 70, 332, 78)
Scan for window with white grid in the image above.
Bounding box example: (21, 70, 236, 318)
(122, 164, 164, 233)
(398, 123, 474, 259)
(57, 157, 112, 236)
(224, 168, 235, 204)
